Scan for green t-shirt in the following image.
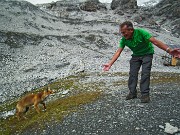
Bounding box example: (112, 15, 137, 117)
(119, 28, 154, 56)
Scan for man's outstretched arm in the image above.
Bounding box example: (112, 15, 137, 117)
(103, 48, 124, 71)
(149, 37, 180, 58)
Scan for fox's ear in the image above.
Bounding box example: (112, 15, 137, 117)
(47, 86, 50, 91)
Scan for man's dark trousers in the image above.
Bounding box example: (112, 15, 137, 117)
(128, 54, 153, 96)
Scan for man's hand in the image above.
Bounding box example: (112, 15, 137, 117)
(170, 48, 180, 58)
(103, 63, 111, 71)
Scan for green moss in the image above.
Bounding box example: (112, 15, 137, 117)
(150, 72, 180, 84)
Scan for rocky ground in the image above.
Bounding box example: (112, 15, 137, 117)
(0, 0, 180, 134)
(21, 72, 180, 135)
(0, 0, 180, 103)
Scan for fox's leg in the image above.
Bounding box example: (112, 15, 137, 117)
(16, 105, 23, 120)
(34, 103, 40, 113)
(22, 115, 28, 120)
(16, 104, 29, 120)
(21, 107, 29, 119)
(41, 102, 46, 110)
(16, 111, 27, 120)
(24, 107, 29, 113)
(16, 110, 20, 120)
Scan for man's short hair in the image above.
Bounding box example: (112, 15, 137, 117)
(120, 21, 134, 29)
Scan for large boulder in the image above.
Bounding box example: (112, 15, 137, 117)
(80, 0, 107, 12)
(80, 1, 98, 12)
(111, 0, 138, 10)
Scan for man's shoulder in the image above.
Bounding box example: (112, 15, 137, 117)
(135, 28, 150, 34)
(134, 28, 152, 40)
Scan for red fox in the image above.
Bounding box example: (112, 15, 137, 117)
(16, 87, 54, 120)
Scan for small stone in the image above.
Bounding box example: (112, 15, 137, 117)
(164, 123, 179, 134)
(159, 125, 164, 129)
(62, 90, 69, 95)
(135, 127, 140, 130)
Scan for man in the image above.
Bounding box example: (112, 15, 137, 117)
(103, 21, 180, 103)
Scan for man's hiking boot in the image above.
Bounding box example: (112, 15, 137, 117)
(141, 95, 150, 103)
(126, 93, 137, 100)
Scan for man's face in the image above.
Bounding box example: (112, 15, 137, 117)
(120, 25, 134, 40)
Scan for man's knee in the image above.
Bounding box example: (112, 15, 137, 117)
(141, 71, 151, 78)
